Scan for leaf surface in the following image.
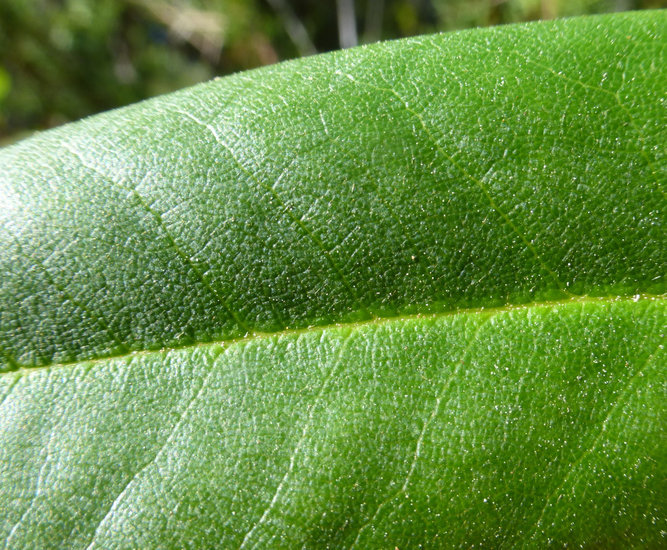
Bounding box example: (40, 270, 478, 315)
(0, 11, 665, 549)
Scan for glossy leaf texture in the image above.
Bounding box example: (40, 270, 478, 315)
(0, 10, 665, 549)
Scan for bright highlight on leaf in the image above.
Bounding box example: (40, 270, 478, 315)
(0, 10, 665, 549)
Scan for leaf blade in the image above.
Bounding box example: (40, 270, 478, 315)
(0, 298, 664, 547)
(0, 10, 665, 549)
(0, 11, 664, 370)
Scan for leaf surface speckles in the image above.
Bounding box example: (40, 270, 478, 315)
(0, 11, 665, 549)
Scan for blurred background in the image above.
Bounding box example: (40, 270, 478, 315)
(0, 0, 661, 144)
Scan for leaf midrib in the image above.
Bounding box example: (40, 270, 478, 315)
(4, 293, 662, 377)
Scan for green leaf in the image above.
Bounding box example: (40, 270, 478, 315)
(0, 10, 664, 549)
